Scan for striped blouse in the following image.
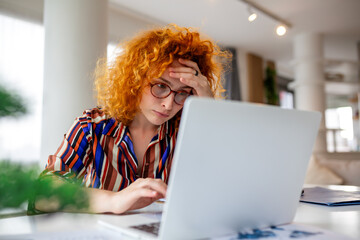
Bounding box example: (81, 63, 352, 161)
(42, 108, 177, 191)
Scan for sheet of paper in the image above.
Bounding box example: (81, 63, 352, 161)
(212, 223, 354, 240)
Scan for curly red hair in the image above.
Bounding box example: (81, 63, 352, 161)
(94, 24, 230, 126)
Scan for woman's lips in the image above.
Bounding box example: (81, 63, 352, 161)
(153, 110, 169, 118)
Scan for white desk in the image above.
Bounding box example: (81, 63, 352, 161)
(294, 202, 360, 239)
(294, 185, 360, 239)
(1, 185, 359, 239)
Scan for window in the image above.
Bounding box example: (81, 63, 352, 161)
(325, 107, 355, 152)
(0, 14, 44, 163)
(279, 90, 294, 109)
(277, 75, 294, 109)
(0, 14, 119, 163)
(107, 42, 123, 64)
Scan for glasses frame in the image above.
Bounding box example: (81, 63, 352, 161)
(149, 82, 191, 105)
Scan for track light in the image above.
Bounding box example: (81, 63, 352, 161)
(276, 25, 287, 36)
(248, 12, 257, 22)
(247, 7, 257, 22)
(241, 0, 292, 36)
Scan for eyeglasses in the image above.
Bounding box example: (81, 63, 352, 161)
(149, 82, 191, 105)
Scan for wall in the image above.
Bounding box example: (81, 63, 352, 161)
(236, 48, 248, 102)
(108, 6, 162, 44)
(0, 0, 43, 23)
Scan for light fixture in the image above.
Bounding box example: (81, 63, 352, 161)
(241, 0, 292, 36)
(276, 24, 287, 36)
(248, 12, 257, 22)
(247, 7, 257, 22)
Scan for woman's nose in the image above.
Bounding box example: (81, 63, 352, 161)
(161, 92, 175, 110)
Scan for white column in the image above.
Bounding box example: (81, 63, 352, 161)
(290, 33, 327, 153)
(40, 0, 108, 167)
(341, 62, 358, 82)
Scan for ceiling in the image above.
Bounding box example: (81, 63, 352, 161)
(110, 0, 360, 80)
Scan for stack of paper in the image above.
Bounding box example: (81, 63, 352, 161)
(300, 187, 360, 206)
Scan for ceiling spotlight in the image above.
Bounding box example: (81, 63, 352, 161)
(247, 6, 257, 22)
(276, 25, 287, 36)
(248, 12, 257, 22)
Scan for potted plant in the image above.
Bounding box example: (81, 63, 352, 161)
(0, 84, 88, 217)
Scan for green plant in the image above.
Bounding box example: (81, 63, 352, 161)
(0, 161, 88, 215)
(264, 67, 279, 105)
(0, 83, 88, 215)
(0, 84, 27, 118)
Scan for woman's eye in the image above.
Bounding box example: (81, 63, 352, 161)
(156, 84, 167, 89)
(178, 91, 190, 96)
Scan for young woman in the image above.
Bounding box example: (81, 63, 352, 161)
(35, 24, 230, 214)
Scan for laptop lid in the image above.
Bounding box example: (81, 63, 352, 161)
(158, 97, 321, 239)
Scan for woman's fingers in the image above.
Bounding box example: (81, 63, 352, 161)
(178, 58, 199, 71)
(135, 178, 167, 198)
(111, 178, 167, 213)
(168, 66, 198, 75)
(169, 58, 213, 98)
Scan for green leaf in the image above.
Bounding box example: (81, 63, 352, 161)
(0, 84, 27, 118)
(0, 161, 88, 213)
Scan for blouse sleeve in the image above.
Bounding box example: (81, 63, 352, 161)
(41, 114, 94, 182)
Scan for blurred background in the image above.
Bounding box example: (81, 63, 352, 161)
(0, 0, 359, 169)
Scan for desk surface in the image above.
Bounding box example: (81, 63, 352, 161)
(1, 185, 359, 239)
(294, 185, 360, 239)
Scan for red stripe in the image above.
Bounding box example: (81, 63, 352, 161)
(91, 170, 97, 187)
(121, 141, 137, 174)
(68, 123, 82, 145)
(101, 158, 109, 188)
(73, 130, 85, 152)
(68, 154, 79, 168)
(107, 121, 117, 135)
(121, 154, 127, 187)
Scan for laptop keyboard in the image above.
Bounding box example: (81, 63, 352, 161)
(131, 222, 160, 236)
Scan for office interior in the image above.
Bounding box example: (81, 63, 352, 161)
(0, 0, 360, 187)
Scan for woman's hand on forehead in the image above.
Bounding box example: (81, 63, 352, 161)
(168, 58, 214, 98)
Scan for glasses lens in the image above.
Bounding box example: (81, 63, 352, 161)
(151, 83, 170, 98)
(174, 92, 190, 105)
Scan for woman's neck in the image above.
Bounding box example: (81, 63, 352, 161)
(129, 112, 159, 134)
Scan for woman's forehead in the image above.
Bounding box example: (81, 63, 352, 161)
(157, 77, 190, 90)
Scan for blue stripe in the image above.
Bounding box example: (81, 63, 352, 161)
(93, 175, 100, 188)
(77, 136, 88, 159)
(120, 178, 126, 189)
(93, 121, 105, 179)
(73, 159, 84, 173)
(103, 118, 115, 135)
(156, 144, 170, 178)
(123, 135, 137, 163)
(61, 143, 71, 160)
(151, 134, 158, 143)
(94, 142, 104, 176)
(94, 122, 103, 136)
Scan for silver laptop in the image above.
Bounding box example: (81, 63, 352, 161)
(99, 97, 321, 240)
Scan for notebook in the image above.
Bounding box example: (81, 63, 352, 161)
(99, 97, 321, 240)
(300, 187, 360, 206)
